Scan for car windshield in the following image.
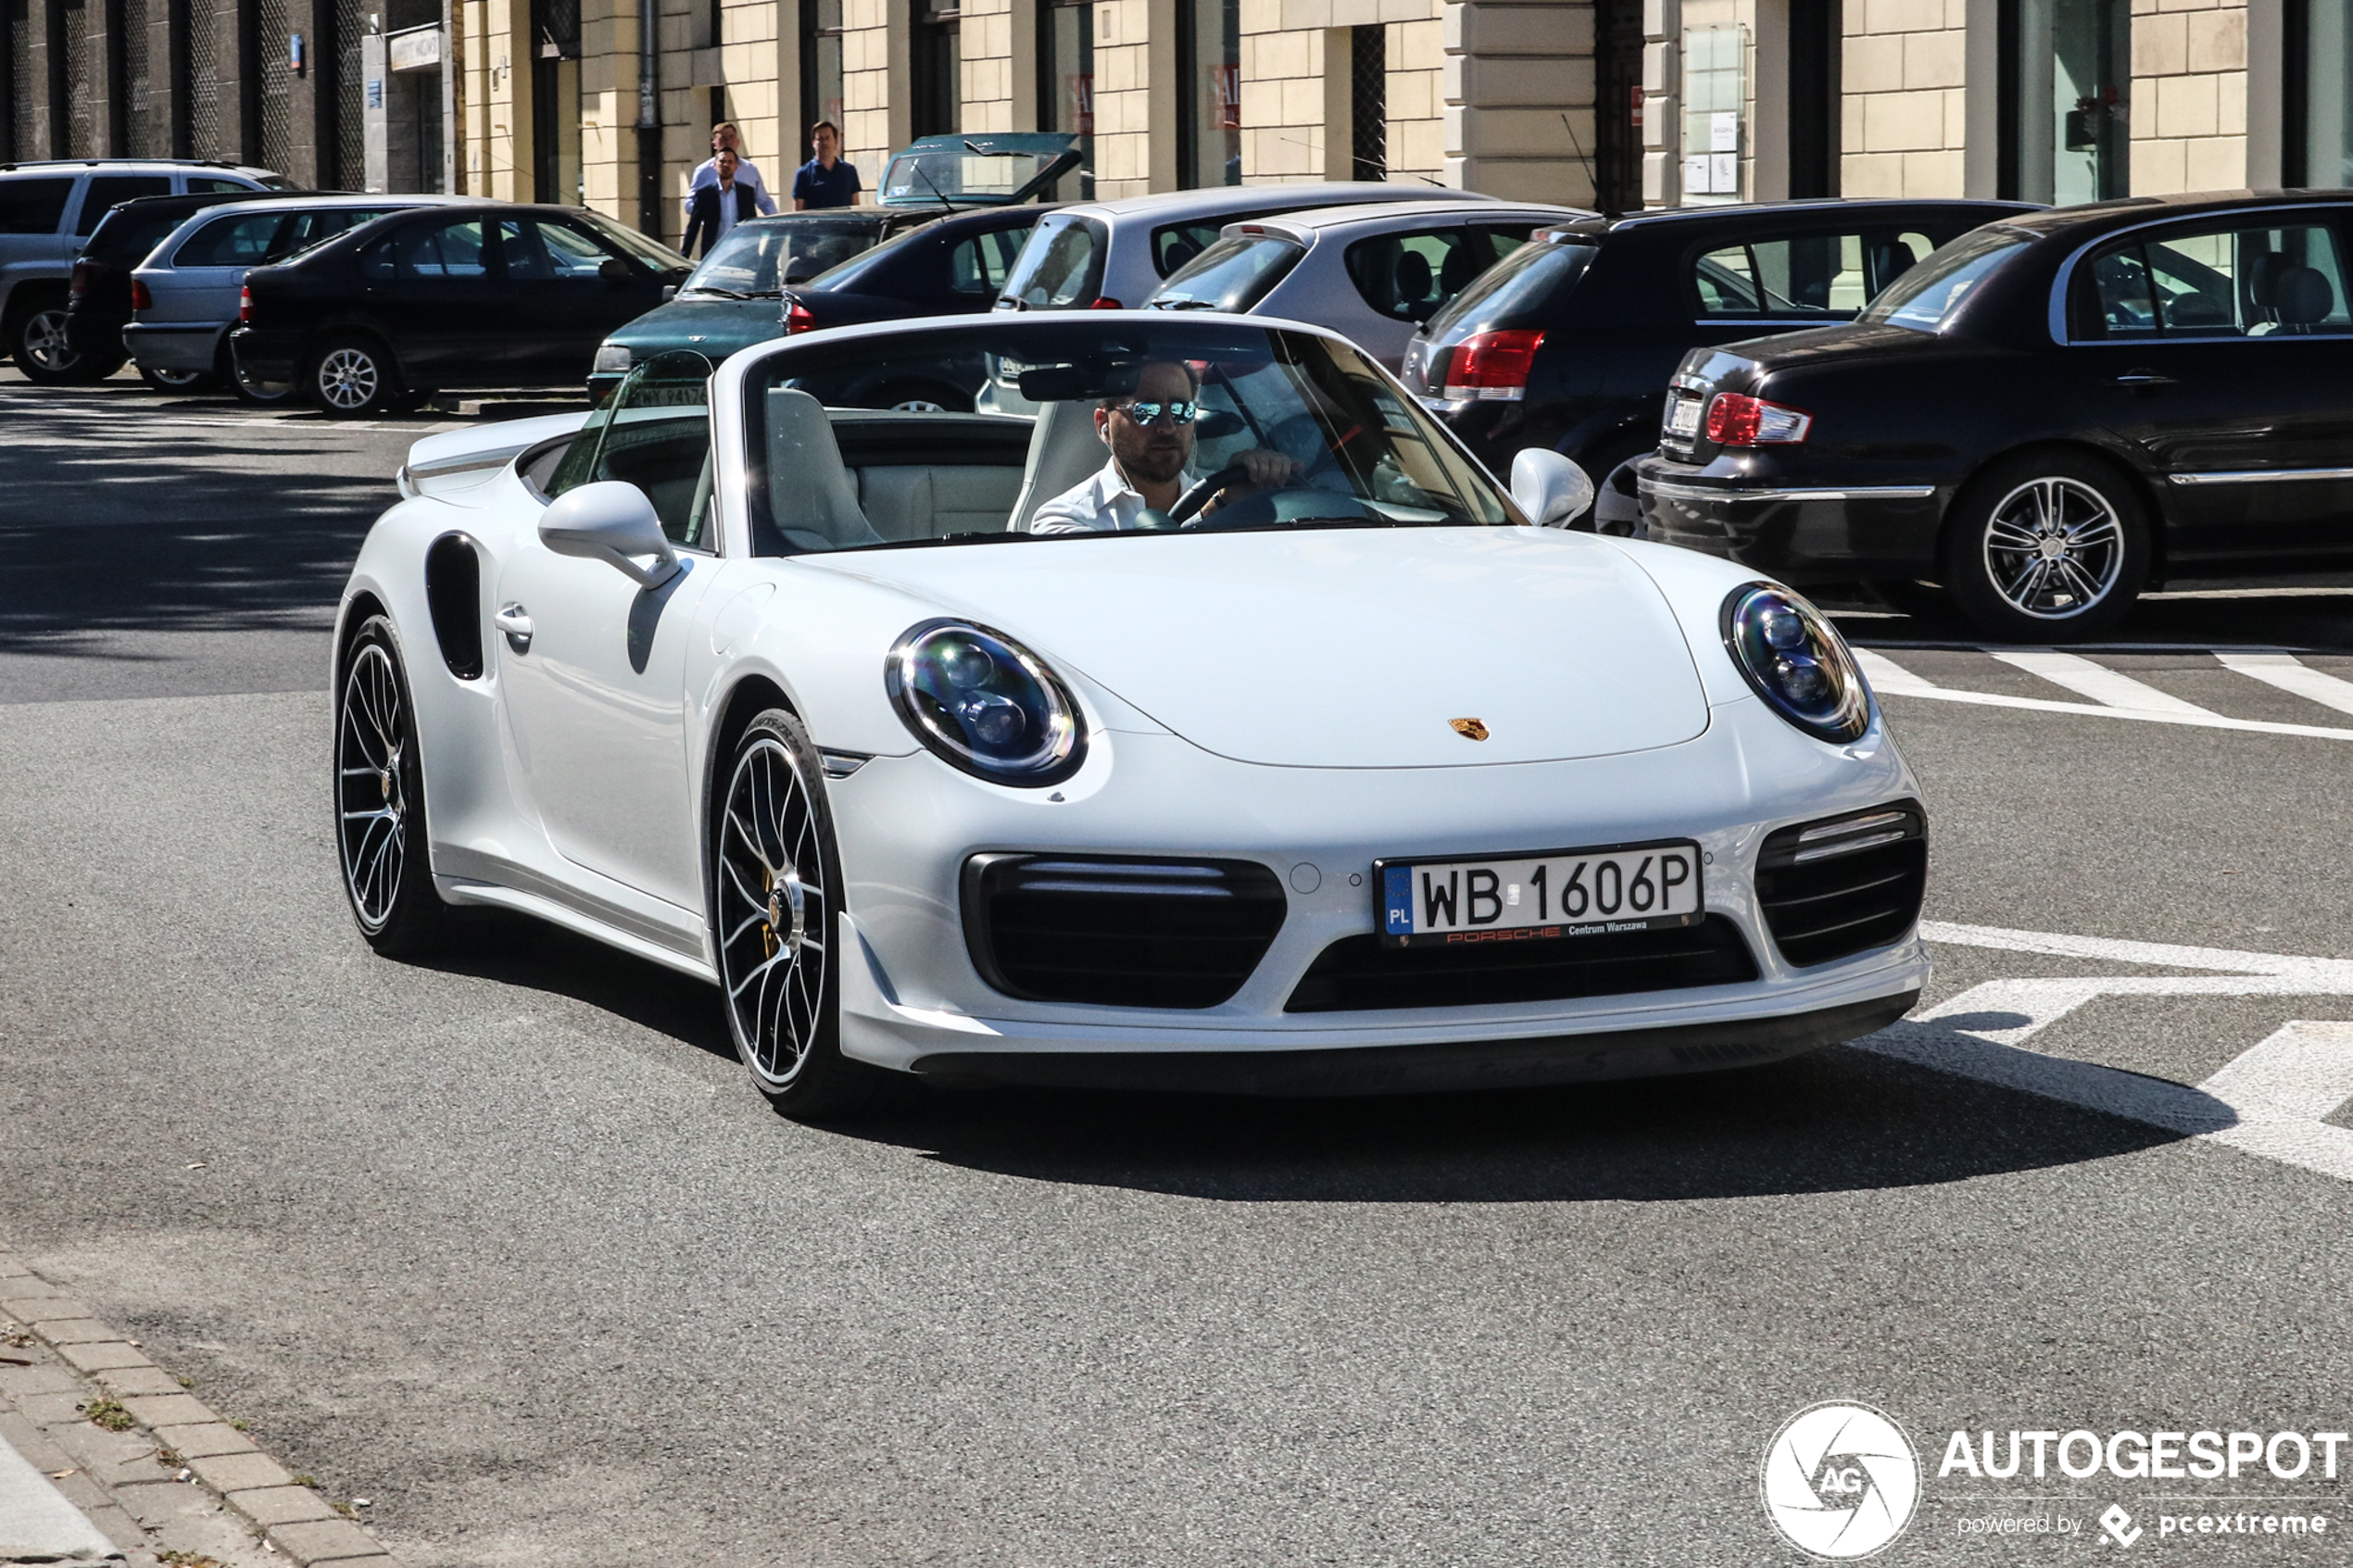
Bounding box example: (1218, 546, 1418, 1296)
(578, 211, 695, 276)
(881, 144, 1063, 206)
(743, 321, 1516, 556)
(1861, 225, 2032, 330)
(686, 219, 876, 295)
(1145, 235, 1304, 312)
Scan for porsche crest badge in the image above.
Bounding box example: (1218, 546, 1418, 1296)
(1449, 718, 1490, 741)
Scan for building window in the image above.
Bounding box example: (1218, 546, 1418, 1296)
(531, 0, 582, 204)
(1348, 23, 1383, 180)
(912, 0, 959, 137)
(1680, 24, 1744, 203)
(2289, 0, 2352, 185)
(1787, 0, 1840, 198)
(801, 0, 844, 142)
(1176, 0, 1238, 186)
(2004, 0, 2128, 203)
(1592, 0, 1643, 212)
(1038, 0, 1092, 196)
(62, 0, 89, 157)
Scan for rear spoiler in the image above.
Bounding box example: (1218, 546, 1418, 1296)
(396, 409, 595, 499)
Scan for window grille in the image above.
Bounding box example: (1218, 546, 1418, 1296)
(64, 0, 90, 156)
(120, 0, 157, 155)
(1349, 23, 1384, 181)
(333, 0, 364, 184)
(258, 0, 292, 172)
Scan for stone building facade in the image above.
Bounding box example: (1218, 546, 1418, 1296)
(3, 0, 2346, 249)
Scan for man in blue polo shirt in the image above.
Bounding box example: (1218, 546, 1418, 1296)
(792, 121, 862, 210)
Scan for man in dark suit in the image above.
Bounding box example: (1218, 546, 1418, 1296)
(684, 149, 761, 258)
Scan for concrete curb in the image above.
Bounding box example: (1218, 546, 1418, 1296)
(0, 1251, 405, 1568)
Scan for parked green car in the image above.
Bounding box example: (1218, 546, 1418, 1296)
(590, 133, 1079, 400)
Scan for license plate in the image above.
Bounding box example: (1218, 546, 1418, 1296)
(1377, 840, 1704, 948)
(1668, 395, 1704, 437)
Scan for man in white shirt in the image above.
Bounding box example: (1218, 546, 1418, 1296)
(684, 121, 779, 225)
(1029, 360, 1297, 533)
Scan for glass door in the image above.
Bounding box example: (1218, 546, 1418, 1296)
(1038, 0, 1095, 198)
(2010, 0, 2129, 203)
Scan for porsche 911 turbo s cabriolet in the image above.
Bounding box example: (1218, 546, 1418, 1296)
(336, 314, 1930, 1116)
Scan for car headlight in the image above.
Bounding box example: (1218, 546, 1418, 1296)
(593, 343, 632, 374)
(1720, 583, 1871, 743)
(886, 620, 1086, 785)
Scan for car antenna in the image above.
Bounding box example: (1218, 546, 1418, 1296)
(1559, 111, 1613, 219)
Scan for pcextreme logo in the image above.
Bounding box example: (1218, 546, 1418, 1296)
(1762, 1401, 1923, 1560)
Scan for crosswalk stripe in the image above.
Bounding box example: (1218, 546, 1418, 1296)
(1856, 648, 2353, 741)
(2215, 652, 2353, 718)
(1851, 647, 1941, 696)
(1988, 648, 2216, 715)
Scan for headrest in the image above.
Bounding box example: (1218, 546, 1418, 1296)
(1392, 249, 1432, 306)
(2276, 265, 2334, 326)
(763, 388, 878, 547)
(1439, 245, 1476, 294)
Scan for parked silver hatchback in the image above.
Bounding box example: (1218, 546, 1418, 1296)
(126, 194, 466, 403)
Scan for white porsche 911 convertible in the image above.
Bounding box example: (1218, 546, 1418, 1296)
(336, 314, 1930, 1115)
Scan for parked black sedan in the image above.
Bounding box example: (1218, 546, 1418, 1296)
(1636, 191, 2353, 639)
(782, 203, 1057, 336)
(1400, 198, 2033, 527)
(232, 204, 690, 414)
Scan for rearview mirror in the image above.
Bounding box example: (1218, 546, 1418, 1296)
(1510, 448, 1594, 529)
(540, 482, 683, 588)
(660, 283, 678, 303)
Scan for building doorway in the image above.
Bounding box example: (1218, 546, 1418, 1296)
(2007, 0, 2129, 202)
(1591, 0, 1643, 212)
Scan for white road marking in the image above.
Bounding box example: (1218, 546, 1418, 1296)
(1860, 923, 2353, 1184)
(2215, 652, 2353, 717)
(1857, 649, 2353, 741)
(1989, 648, 2216, 716)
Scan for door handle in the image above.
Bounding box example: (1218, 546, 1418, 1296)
(2112, 370, 2176, 387)
(494, 603, 534, 652)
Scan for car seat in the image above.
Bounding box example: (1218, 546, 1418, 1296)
(762, 388, 884, 549)
(1007, 399, 1111, 531)
(1390, 249, 1433, 318)
(2274, 265, 2334, 332)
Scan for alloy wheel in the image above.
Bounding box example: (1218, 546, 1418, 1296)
(716, 735, 831, 1088)
(1981, 476, 2124, 620)
(21, 308, 77, 374)
(318, 347, 381, 411)
(336, 643, 410, 929)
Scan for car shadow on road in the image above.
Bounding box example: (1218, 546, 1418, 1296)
(827, 1043, 2181, 1203)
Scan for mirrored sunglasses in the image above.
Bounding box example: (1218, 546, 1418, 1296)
(1114, 399, 1199, 426)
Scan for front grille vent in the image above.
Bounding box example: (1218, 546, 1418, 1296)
(963, 854, 1287, 1010)
(1284, 915, 1757, 1013)
(1755, 801, 1928, 968)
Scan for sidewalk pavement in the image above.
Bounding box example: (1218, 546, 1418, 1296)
(0, 1248, 406, 1568)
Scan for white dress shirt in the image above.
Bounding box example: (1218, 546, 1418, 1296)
(685, 157, 779, 220)
(1028, 458, 1202, 534)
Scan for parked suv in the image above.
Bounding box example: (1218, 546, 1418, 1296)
(127, 194, 462, 400)
(1400, 197, 2034, 526)
(0, 159, 289, 382)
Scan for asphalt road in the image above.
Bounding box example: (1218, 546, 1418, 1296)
(4, 368, 2352, 1566)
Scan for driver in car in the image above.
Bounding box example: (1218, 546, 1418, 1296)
(1028, 360, 1299, 533)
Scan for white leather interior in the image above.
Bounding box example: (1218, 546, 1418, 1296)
(1007, 400, 1110, 533)
(857, 464, 1026, 542)
(764, 388, 884, 549)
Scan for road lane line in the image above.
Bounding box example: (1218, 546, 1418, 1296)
(1989, 649, 2216, 715)
(1852, 648, 1943, 696)
(1918, 919, 2353, 981)
(2199, 1020, 2353, 1122)
(1867, 682, 2353, 741)
(2216, 651, 2353, 718)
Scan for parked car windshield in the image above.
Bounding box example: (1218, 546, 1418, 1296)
(579, 212, 698, 278)
(744, 321, 1516, 554)
(1000, 214, 1104, 307)
(685, 218, 875, 296)
(1420, 238, 1597, 342)
(1145, 235, 1304, 312)
(1861, 225, 2033, 330)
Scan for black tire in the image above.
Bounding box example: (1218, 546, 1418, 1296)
(711, 708, 880, 1119)
(1573, 435, 1654, 535)
(335, 617, 450, 956)
(138, 362, 216, 394)
(870, 378, 975, 414)
(11, 296, 109, 384)
(1939, 450, 2150, 642)
(306, 334, 398, 416)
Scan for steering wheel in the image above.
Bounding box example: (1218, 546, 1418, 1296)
(1167, 464, 1252, 526)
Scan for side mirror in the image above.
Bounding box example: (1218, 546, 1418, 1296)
(540, 481, 683, 588)
(599, 257, 633, 283)
(1510, 448, 1594, 529)
(660, 283, 678, 303)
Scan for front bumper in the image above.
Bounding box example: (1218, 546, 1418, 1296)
(1635, 458, 1944, 581)
(124, 320, 228, 372)
(824, 716, 1931, 1082)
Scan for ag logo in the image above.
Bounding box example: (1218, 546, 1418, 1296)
(1761, 1401, 1920, 1560)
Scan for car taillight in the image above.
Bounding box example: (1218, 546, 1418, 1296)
(1437, 329, 1544, 401)
(239, 285, 253, 325)
(69, 260, 93, 299)
(784, 300, 815, 333)
(1703, 392, 1811, 446)
(131, 279, 153, 312)
(1088, 295, 1124, 310)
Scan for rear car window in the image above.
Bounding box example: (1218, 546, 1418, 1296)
(1147, 234, 1304, 312)
(950, 223, 1032, 295)
(76, 176, 172, 235)
(1344, 228, 1488, 323)
(1421, 238, 1597, 343)
(1862, 226, 2033, 331)
(2075, 220, 2353, 339)
(1151, 220, 1227, 277)
(0, 178, 75, 234)
(88, 204, 201, 266)
(186, 177, 258, 194)
(175, 212, 292, 268)
(1692, 229, 1938, 319)
(1001, 214, 1106, 307)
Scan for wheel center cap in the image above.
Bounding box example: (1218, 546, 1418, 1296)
(2039, 535, 2066, 559)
